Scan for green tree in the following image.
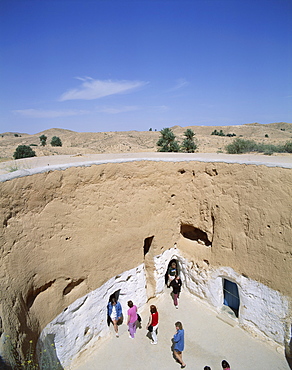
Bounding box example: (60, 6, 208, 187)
(218, 129, 225, 136)
(39, 134, 47, 146)
(180, 129, 197, 153)
(13, 145, 36, 159)
(156, 128, 180, 152)
(50, 136, 62, 147)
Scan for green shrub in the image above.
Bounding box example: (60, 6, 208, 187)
(265, 134, 269, 138)
(226, 139, 292, 154)
(50, 136, 62, 147)
(39, 134, 47, 146)
(225, 138, 257, 154)
(13, 145, 36, 159)
(181, 129, 197, 153)
(30, 143, 38, 146)
(283, 141, 292, 153)
(211, 129, 225, 136)
(157, 128, 180, 152)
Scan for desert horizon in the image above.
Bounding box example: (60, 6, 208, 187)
(1, 122, 292, 161)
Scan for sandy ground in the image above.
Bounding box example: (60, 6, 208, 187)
(69, 289, 290, 370)
(0, 152, 291, 180)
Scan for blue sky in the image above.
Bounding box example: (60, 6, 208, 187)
(0, 0, 291, 134)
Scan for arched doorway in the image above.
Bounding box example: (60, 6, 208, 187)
(165, 258, 180, 286)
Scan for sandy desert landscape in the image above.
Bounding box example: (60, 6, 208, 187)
(1, 122, 292, 161)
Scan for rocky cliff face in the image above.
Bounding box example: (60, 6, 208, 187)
(0, 160, 291, 365)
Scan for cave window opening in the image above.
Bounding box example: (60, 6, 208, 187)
(180, 224, 212, 246)
(223, 279, 240, 318)
(143, 236, 154, 257)
(164, 258, 180, 286)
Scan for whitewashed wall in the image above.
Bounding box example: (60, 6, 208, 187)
(38, 248, 290, 369)
(37, 264, 147, 369)
(154, 247, 290, 346)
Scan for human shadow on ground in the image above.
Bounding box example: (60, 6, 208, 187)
(146, 330, 152, 341)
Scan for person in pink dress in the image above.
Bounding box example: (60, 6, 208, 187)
(127, 300, 138, 338)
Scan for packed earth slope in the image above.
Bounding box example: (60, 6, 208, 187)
(0, 152, 291, 368)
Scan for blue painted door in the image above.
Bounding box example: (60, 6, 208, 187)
(223, 279, 240, 312)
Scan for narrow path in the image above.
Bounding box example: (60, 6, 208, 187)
(0, 152, 291, 180)
(70, 290, 289, 370)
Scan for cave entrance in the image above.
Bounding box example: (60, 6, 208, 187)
(107, 290, 121, 326)
(223, 279, 240, 318)
(143, 236, 154, 257)
(164, 259, 180, 286)
(109, 289, 121, 303)
(180, 224, 211, 246)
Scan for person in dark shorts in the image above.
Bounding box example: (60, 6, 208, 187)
(170, 274, 182, 308)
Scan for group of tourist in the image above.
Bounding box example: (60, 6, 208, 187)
(107, 297, 186, 368)
(106, 260, 231, 369)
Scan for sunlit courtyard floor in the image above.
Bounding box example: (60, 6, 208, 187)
(70, 289, 290, 370)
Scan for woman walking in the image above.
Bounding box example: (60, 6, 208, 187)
(107, 297, 122, 337)
(167, 261, 178, 287)
(127, 300, 138, 338)
(147, 304, 159, 344)
(173, 321, 186, 368)
(170, 274, 182, 308)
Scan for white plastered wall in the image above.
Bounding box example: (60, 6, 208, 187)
(38, 247, 290, 368)
(154, 247, 290, 348)
(37, 264, 147, 369)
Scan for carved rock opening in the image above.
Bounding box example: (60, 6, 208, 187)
(26, 280, 56, 309)
(143, 236, 154, 256)
(63, 278, 84, 295)
(180, 224, 212, 246)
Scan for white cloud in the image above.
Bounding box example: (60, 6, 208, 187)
(59, 78, 148, 101)
(95, 106, 140, 114)
(155, 105, 170, 112)
(168, 78, 190, 91)
(12, 109, 89, 118)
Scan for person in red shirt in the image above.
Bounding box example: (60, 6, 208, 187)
(147, 305, 159, 344)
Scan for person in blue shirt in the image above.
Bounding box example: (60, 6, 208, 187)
(107, 297, 122, 337)
(173, 321, 186, 368)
